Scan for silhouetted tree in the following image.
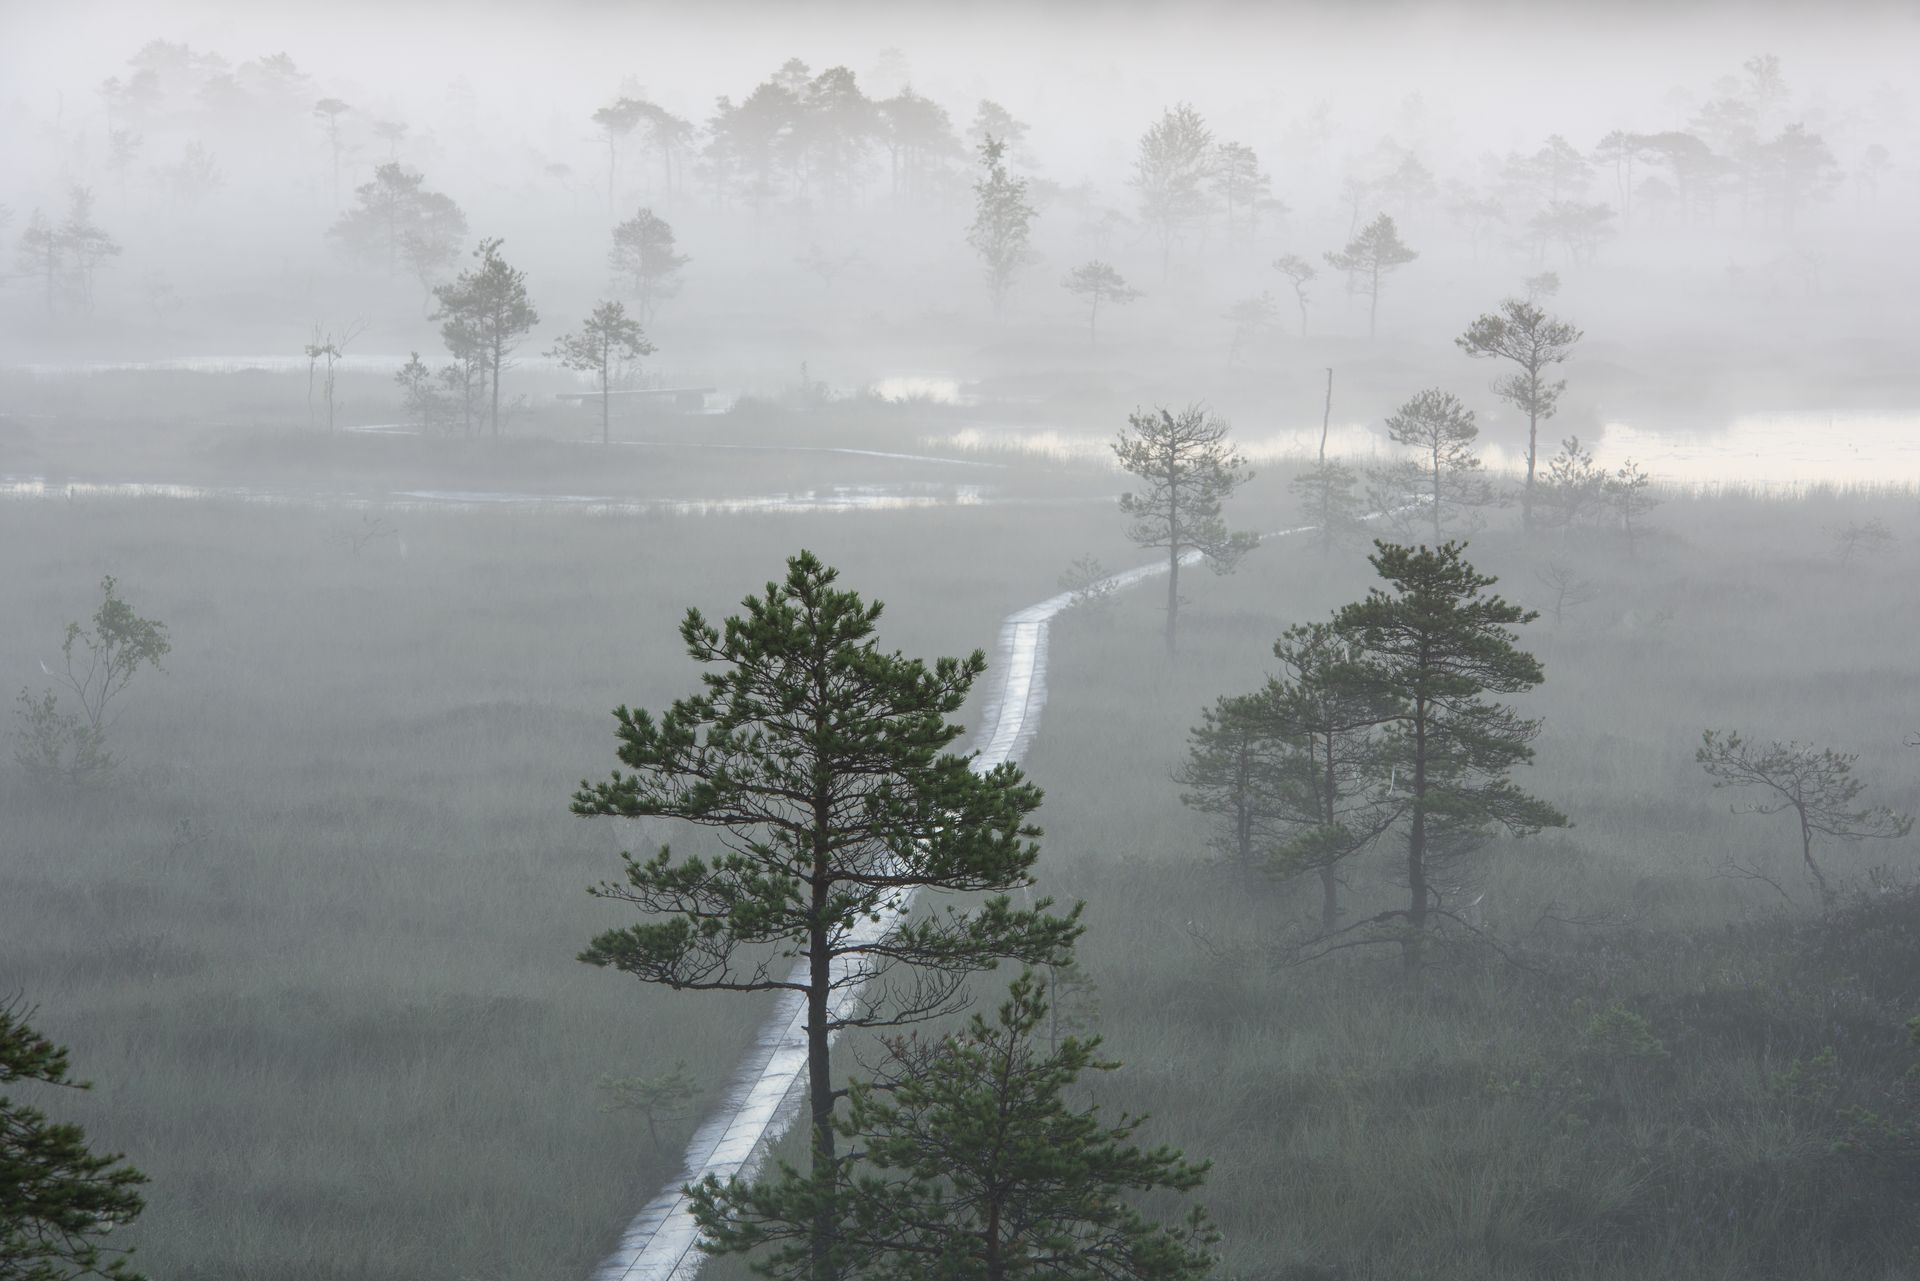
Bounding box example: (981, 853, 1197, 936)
(1697, 731, 1912, 908)
(1370, 389, 1492, 544)
(330, 163, 465, 282)
(878, 88, 963, 205)
(1529, 201, 1616, 264)
(1272, 253, 1317, 334)
(155, 142, 224, 204)
(799, 66, 877, 212)
(302, 320, 364, 434)
(1333, 542, 1566, 966)
(1177, 688, 1292, 886)
(1324, 214, 1417, 337)
(16, 210, 60, 316)
(1293, 369, 1366, 556)
(592, 96, 647, 213)
(706, 76, 802, 217)
(1222, 292, 1280, 367)
(548, 301, 654, 445)
(105, 128, 142, 201)
(13, 576, 169, 787)
(967, 99, 1029, 159)
(312, 96, 350, 202)
(1537, 435, 1607, 527)
(399, 190, 469, 307)
(609, 207, 689, 325)
(58, 188, 120, 316)
(967, 136, 1035, 317)
(1456, 298, 1583, 530)
(633, 99, 696, 199)
(1607, 459, 1658, 558)
(1113, 406, 1257, 654)
(1132, 103, 1214, 279)
(1504, 134, 1595, 206)
(1757, 124, 1839, 228)
(1062, 261, 1139, 342)
(431, 238, 538, 437)
(1267, 622, 1402, 928)
(1212, 141, 1270, 241)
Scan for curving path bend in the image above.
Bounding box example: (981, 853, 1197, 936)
(593, 525, 1314, 1281)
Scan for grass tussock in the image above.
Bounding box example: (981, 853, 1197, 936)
(1015, 483, 1920, 1281)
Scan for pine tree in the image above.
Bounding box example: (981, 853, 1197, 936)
(2, 998, 149, 1280)
(547, 300, 654, 445)
(57, 188, 119, 316)
(1456, 298, 1582, 531)
(1061, 261, 1140, 343)
(691, 972, 1216, 1281)
(1175, 688, 1291, 887)
(1271, 253, 1317, 335)
(967, 136, 1035, 316)
(1323, 213, 1417, 338)
(574, 552, 1080, 1281)
(15, 210, 61, 317)
(1112, 406, 1257, 655)
(608, 207, 689, 325)
(1266, 623, 1402, 929)
(1368, 388, 1493, 545)
(1333, 542, 1566, 966)
(431, 238, 537, 437)
(1292, 368, 1366, 555)
(1132, 103, 1214, 279)
(1180, 624, 1397, 928)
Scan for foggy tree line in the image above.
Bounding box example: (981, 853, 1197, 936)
(7, 36, 1905, 343)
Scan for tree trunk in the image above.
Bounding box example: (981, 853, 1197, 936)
(1799, 809, 1833, 909)
(1319, 369, 1332, 464)
(1404, 698, 1429, 970)
(490, 334, 503, 437)
(1164, 462, 1181, 655)
(1164, 539, 1180, 655)
(1320, 732, 1340, 930)
(601, 356, 611, 446)
(1368, 263, 1380, 338)
(807, 887, 837, 1281)
(1430, 442, 1442, 545)
(1523, 401, 1539, 531)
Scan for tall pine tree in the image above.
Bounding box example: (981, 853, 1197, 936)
(574, 552, 1080, 1281)
(1333, 543, 1566, 965)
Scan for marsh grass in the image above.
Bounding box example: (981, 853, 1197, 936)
(1, 491, 1110, 1280)
(1010, 484, 1920, 1281)
(6, 446, 1919, 1280)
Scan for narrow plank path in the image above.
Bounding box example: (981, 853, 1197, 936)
(593, 527, 1312, 1281)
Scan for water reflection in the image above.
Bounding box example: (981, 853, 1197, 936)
(0, 478, 999, 515)
(867, 374, 967, 405)
(935, 414, 1920, 492)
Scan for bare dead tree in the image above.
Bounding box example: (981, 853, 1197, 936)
(1696, 729, 1913, 909)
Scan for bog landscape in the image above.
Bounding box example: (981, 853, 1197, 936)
(3, 4, 1919, 1280)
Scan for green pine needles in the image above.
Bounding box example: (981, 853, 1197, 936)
(574, 550, 1080, 1281)
(690, 971, 1218, 1281)
(2, 998, 149, 1281)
